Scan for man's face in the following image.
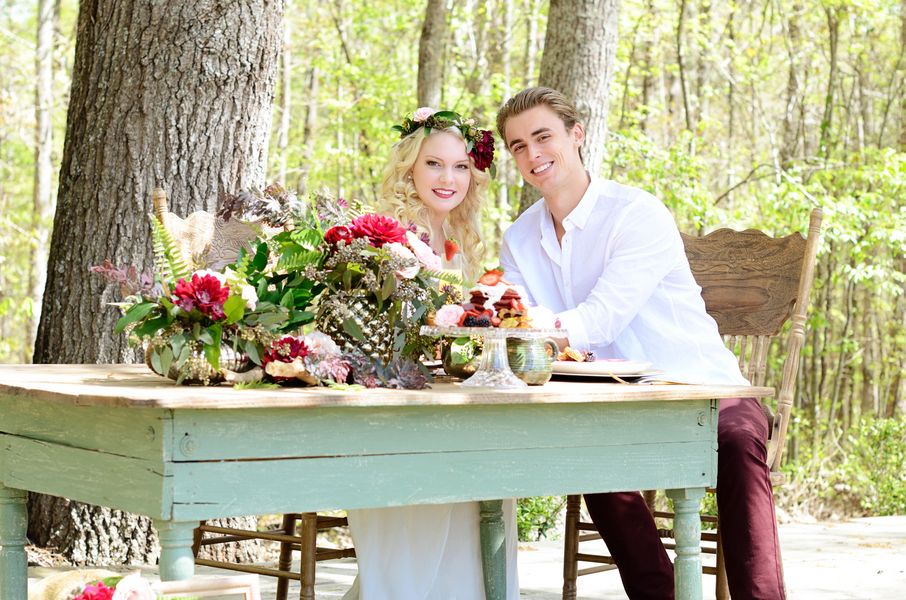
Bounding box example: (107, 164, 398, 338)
(503, 105, 585, 195)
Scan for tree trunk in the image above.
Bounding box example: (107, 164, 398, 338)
(417, 0, 447, 108)
(29, 0, 282, 566)
(519, 0, 620, 213)
(780, 2, 802, 165)
(276, 0, 293, 184)
(819, 7, 841, 158)
(28, 0, 56, 363)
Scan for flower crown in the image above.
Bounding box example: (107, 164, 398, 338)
(392, 107, 496, 174)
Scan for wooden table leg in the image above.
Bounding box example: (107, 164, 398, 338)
(0, 485, 28, 600)
(155, 520, 198, 581)
(479, 499, 506, 600)
(667, 488, 705, 600)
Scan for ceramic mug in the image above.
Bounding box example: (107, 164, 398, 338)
(506, 337, 559, 385)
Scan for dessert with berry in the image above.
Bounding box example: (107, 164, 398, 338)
(432, 268, 558, 329)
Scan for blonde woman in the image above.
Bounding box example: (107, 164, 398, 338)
(342, 108, 519, 600)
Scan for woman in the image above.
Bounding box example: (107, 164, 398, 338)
(342, 108, 519, 600)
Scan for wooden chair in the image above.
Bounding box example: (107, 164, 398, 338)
(151, 188, 355, 600)
(193, 513, 355, 600)
(561, 208, 822, 600)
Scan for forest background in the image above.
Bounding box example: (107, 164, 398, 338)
(0, 0, 903, 546)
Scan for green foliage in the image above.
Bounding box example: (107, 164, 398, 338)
(149, 214, 191, 288)
(516, 496, 565, 542)
(829, 418, 906, 515)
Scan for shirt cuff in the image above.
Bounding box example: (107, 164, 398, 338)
(555, 308, 590, 351)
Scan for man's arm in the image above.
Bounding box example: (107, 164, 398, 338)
(556, 201, 683, 350)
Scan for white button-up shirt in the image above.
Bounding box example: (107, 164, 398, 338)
(499, 177, 748, 385)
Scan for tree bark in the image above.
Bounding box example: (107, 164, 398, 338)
(519, 0, 620, 213)
(28, 0, 56, 363)
(29, 0, 282, 566)
(780, 2, 802, 165)
(417, 0, 448, 108)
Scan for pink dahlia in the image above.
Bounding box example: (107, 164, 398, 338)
(350, 214, 407, 247)
(172, 273, 230, 319)
(73, 582, 116, 600)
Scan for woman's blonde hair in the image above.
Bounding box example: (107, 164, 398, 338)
(378, 127, 488, 280)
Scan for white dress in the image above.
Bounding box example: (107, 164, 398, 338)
(342, 500, 520, 600)
(342, 251, 520, 600)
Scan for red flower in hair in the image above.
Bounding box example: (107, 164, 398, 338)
(325, 225, 354, 246)
(469, 130, 495, 172)
(172, 273, 229, 320)
(350, 214, 407, 247)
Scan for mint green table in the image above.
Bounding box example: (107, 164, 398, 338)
(0, 365, 770, 600)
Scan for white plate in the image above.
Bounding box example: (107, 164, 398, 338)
(552, 359, 653, 377)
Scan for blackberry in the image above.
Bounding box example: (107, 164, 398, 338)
(463, 314, 492, 327)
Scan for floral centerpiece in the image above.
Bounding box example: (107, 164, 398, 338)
(217, 186, 461, 388)
(93, 212, 289, 385)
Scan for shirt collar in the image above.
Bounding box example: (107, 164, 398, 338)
(562, 174, 600, 230)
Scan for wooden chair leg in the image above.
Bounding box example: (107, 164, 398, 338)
(298, 512, 318, 600)
(191, 521, 204, 557)
(562, 494, 581, 600)
(716, 522, 730, 600)
(276, 513, 299, 600)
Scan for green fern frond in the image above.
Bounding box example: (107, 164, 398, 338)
(231, 249, 253, 281)
(276, 248, 322, 272)
(149, 214, 191, 285)
(421, 268, 466, 288)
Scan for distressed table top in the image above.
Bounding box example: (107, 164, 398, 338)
(0, 364, 771, 409)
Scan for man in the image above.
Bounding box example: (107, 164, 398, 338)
(496, 87, 785, 600)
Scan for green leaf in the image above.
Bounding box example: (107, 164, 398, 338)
(203, 324, 222, 369)
(158, 344, 174, 377)
(223, 295, 245, 324)
(280, 289, 294, 308)
(244, 340, 262, 365)
(342, 317, 366, 341)
(432, 110, 459, 120)
(381, 274, 397, 301)
(149, 348, 163, 375)
(170, 332, 187, 359)
(114, 302, 158, 333)
(131, 315, 172, 339)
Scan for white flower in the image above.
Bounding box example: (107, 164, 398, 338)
(386, 242, 421, 279)
(112, 573, 155, 600)
(526, 305, 556, 329)
(223, 267, 258, 309)
(303, 331, 341, 358)
(405, 231, 442, 272)
(239, 283, 258, 310)
(435, 304, 465, 327)
(413, 107, 437, 122)
(193, 269, 227, 285)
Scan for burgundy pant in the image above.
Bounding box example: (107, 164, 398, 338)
(584, 397, 785, 600)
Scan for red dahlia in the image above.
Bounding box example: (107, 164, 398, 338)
(262, 336, 311, 381)
(349, 214, 407, 247)
(172, 273, 229, 319)
(324, 225, 354, 246)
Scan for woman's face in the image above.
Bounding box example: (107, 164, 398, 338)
(410, 131, 472, 220)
